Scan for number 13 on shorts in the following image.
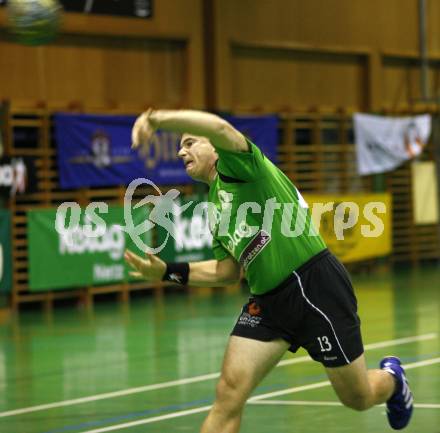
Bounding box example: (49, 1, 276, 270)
(317, 336, 332, 352)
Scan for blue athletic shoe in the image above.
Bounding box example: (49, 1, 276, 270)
(380, 356, 413, 430)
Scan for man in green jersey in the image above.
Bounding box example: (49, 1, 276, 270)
(125, 109, 413, 432)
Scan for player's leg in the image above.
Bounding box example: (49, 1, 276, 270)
(325, 353, 394, 411)
(292, 251, 413, 428)
(200, 335, 289, 433)
(326, 353, 414, 429)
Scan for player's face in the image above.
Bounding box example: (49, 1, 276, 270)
(178, 134, 218, 183)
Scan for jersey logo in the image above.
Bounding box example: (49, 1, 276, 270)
(248, 301, 262, 316)
(238, 230, 271, 269)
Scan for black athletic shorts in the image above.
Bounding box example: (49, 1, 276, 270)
(231, 249, 364, 367)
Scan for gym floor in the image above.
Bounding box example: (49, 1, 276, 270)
(1, 264, 439, 433)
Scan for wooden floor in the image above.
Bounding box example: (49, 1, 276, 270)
(0, 264, 439, 433)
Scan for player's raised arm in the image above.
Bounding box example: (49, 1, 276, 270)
(131, 109, 248, 153)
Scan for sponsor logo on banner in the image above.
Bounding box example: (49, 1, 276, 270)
(68, 129, 133, 168)
(59, 223, 125, 260)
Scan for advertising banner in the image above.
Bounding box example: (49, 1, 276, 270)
(55, 113, 278, 188)
(28, 205, 151, 291)
(304, 193, 392, 263)
(354, 113, 431, 175)
(0, 209, 12, 293)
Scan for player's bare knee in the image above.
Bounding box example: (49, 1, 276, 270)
(215, 374, 249, 405)
(340, 393, 372, 412)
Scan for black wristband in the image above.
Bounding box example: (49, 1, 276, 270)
(162, 262, 190, 285)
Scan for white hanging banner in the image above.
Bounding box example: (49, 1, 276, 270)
(353, 113, 431, 175)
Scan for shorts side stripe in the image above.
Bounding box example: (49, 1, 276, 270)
(293, 271, 350, 364)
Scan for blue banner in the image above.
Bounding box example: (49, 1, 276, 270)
(55, 113, 189, 189)
(55, 113, 278, 189)
(224, 114, 278, 163)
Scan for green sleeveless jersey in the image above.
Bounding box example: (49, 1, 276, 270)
(208, 140, 326, 295)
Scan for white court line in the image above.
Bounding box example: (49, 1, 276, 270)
(0, 373, 220, 419)
(78, 405, 214, 433)
(251, 400, 342, 407)
(78, 355, 440, 433)
(0, 332, 436, 419)
(250, 400, 440, 409)
(77, 358, 440, 433)
(405, 357, 440, 370)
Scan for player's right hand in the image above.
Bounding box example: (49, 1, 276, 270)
(131, 108, 155, 150)
(124, 249, 166, 282)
